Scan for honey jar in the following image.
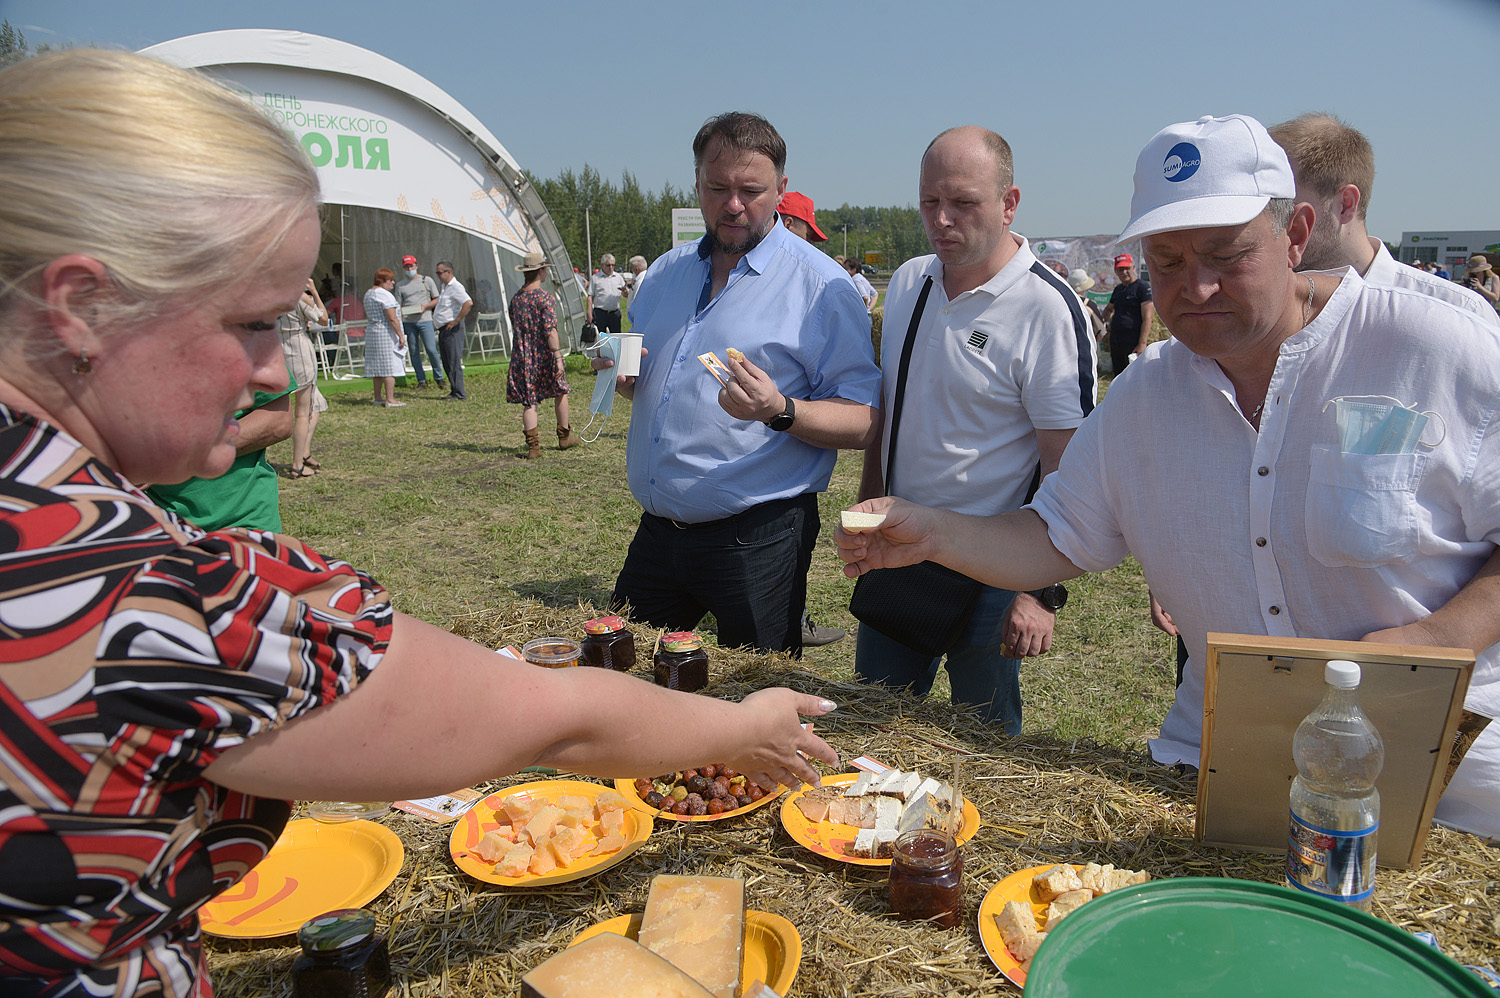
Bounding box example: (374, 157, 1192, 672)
(580, 615, 636, 672)
(653, 631, 709, 692)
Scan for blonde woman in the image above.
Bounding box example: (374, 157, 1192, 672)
(0, 49, 837, 998)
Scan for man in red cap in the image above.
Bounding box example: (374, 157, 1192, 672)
(1102, 252, 1153, 374)
(394, 253, 445, 389)
(777, 191, 828, 243)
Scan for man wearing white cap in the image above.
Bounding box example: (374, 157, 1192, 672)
(836, 113, 1500, 839)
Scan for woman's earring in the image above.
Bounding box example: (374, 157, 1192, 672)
(72, 348, 92, 375)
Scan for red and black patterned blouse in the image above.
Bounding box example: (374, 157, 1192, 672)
(0, 405, 394, 997)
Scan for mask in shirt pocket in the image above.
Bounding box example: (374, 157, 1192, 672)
(1304, 443, 1425, 568)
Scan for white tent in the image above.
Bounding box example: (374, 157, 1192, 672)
(143, 29, 586, 373)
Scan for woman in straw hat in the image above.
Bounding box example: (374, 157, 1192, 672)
(0, 49, 836, 998)
(1464, 254, 1500, 308)
(507, 250, 579, 457)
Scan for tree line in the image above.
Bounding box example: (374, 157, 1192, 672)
(527, 166, 930, 274)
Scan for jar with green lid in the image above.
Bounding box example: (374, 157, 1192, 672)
(653, 631, 709, 692)
(580, 615, 636, 672)
(292, 908, 391, 998)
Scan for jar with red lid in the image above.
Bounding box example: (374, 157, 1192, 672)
(653, 631, 709, 692)
(581, 615, 635, 672)
(888, 828, 963, 928)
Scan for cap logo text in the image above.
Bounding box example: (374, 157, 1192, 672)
(1162, 142, 1202, 183)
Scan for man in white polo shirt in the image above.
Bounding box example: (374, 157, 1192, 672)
(587, 254, 628, 336)
(1269, 112, 1499, 326)
(433, 260, 473, 400)
(852, 126, 1096, 735)
(837, 113, 1500, 838)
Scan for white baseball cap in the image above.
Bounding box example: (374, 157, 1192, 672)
(1117, 114, 1295, 244)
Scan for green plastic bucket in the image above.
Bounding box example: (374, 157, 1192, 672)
(1025, 878, 1490, 996)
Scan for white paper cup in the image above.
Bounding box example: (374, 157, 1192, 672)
(614, 332, 644, 377)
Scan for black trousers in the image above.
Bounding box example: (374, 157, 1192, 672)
(611, 494, 820, 657)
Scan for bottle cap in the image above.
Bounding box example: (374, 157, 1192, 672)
(661, 631, 703, 652)
(584, 615, 627, 635)
(1325, 659, 1361, 689)
(298, 908, 375, 954)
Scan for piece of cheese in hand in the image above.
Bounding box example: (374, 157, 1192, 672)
(521, 932, 715, 998)
(637, 875, 745, 998)
(840, 510, 888, 532)
(725, 347, 745, 363)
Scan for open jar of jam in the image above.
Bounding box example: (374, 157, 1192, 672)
(292, 908, 391, 998)
(653, 631, 709, 692)
(580, 615, 635, 672)
(888, 828, 963, 928)
(522, 637, 581, 668)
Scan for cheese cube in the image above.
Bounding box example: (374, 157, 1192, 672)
(844, 771, 875, 797)
(523, 805, 565, 846)
(637, 875, 745, 998)
(521, 932, 715, 998)
(496, 842, 534, 878)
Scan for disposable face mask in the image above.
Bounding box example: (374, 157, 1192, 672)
(1322, 395, 1446, 454)
(580, 334, 621, 442)
(405, 268, 417, 278)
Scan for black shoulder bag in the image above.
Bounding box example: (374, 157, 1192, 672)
(848, 276, 983, 657)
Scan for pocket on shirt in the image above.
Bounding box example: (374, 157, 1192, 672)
(1304, 444, 1424, 568)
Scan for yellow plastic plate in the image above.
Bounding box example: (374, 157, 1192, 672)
(779, 772, 980, 866)
(449, 780, 651, 887)
(199, 818, 404, 938)
(613, 776, 785, 823)
(977, 863, 1084, 989)
(570, 910, 801, 995)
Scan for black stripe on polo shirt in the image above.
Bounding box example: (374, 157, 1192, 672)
(1030, 261, 1097, 417)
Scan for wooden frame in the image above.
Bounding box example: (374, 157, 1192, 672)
(1197, 633, 1473, 870)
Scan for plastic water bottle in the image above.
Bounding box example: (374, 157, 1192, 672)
(1286, 660, 1384, 911)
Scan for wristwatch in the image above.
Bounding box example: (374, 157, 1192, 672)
(767, 396, 796, 432)
(1027, 583, 1068, 612)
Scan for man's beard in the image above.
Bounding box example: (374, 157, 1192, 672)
(706, 213, 774, 256)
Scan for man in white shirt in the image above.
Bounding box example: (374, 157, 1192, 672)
(1268, 113, 1497, 326)
(841, 256, 878, 312)
(837, 114, 1500, 839)
(852, 126, 1096, 734)
(433, 260, 473, 400)
(587, 254, 629, 336)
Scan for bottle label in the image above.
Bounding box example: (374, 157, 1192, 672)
(1286, 810, 1377, 903)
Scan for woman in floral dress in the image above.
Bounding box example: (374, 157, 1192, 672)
(507, 251, 579, 457)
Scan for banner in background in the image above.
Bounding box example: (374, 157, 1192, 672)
(207, 64, 537, 255)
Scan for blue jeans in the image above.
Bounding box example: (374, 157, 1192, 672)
(403, 319, 444, 384)
(611, 494, 819, 656)
(854, 584, 1023, 734)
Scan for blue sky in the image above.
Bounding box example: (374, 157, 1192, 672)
(6, 0, 1498, 239)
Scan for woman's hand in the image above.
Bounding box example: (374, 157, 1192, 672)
(725, 688, 839, 789)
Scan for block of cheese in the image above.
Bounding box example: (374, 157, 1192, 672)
(873, 795, 902, 831)
(852, 828, 899, 858)
(521, 932, 715, 998)
(1033, 864, 1084, 901)
(1043, 888, 1092, 927)
(994, 899, 1045, 962)
(637, 875, 745, 998)
(896, 784, 957, 836)
(844, 771, 876, 797)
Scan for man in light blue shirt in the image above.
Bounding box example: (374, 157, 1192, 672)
(600, 111, 881, 655)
